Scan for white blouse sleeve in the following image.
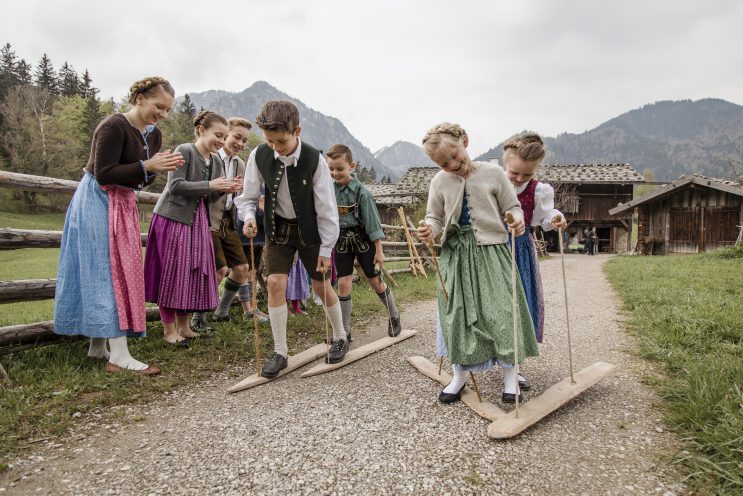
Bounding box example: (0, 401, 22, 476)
(533, 182, 563, 231)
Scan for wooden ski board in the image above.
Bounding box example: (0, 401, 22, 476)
(227, 343, 328, 394)
(301, 329, 417, 378)
(487, 361, 616, 439)
(407, 356, 506, 422)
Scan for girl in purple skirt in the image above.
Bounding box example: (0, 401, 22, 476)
(144, 111, 242, 346)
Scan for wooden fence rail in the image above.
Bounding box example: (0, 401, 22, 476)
(0, 170, 436, 357)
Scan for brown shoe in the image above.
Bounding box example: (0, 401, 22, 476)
(105, 362, 161, 376)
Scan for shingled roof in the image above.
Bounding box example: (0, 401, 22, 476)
(538, 164, 645, 184)
(367, 184, 419, 205)
(397, 167, 439, 193)
(609, 174, 743, 215)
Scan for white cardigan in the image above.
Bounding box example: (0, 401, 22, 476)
(425, 162, 524, 245)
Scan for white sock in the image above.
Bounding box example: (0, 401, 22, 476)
(268, 304, 288, 357)
(502, 366, 520, 395)
(443, 364, 467, 394)
(325, 301, 346, 341)
(87, 338, 110, 360)
(108, 336, 147, 370)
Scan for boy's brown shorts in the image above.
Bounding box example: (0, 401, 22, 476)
(212, 215, 248, 270)
(263, 218, 326, 281)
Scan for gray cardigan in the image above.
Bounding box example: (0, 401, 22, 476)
(153, 143, 223, 226)
(425, 162, 524, 245)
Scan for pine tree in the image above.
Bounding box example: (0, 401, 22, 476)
(58, 62, 80, 97)
(179, 93, 196, 119)
(16, 59, 32, 85)
(79, 69, 97, 99)
(0, 43, 19, 94)
(34, 53, 58, 94)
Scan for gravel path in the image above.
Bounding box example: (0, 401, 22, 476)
(1, 254, 684, 495)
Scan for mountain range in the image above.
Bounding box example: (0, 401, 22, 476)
(188, 82, 743, 182)
(476, 99, 743, 181)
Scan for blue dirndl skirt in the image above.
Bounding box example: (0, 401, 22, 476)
(53, 172, 144, 338)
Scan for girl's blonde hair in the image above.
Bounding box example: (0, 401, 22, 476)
(503, 133, 546, 166)
(421, 122, 468, 157)
(127, 76, 174, 105)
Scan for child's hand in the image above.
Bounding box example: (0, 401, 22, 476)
(144, 150, 184, 173)
(505, 212, 526, 237)
(242, 219, 257, 238)
(316, 256, 331, 273)
(551, 215, 567, 230)
(416, 223, 432, 244)
(209, 177, 240, 192)
(374, 250, 385, 268)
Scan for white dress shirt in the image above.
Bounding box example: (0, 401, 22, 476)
(234, 139, 339, 258)
(514, 180, 563, 231)
(218, 148, 238, 211)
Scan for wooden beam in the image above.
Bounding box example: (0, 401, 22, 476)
(0, 307, 161, 350)
(0, 279, 56, 303)
(0, 228, 148, 250)
(301, 330, 417, 377)
(0, 170, 160, 204)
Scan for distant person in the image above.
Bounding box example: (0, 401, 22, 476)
(592, 227, 599, 255)
(234, 100, 346, 377)
(326, 143, 401, 342)
(54, 76, 183, 375)
(502, 133, 566, 353)
(583, 227, 593, 255)
(144, 111, 241, 347)
(417, 123, 537, 405)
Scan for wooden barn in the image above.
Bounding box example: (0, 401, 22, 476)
(609, 174, 743, 254)
(538, 163, 646, 253)
(367, 167, 438, 225)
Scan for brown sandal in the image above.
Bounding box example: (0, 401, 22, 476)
(105, 362, 161, 376)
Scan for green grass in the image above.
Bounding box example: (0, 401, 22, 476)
(606, 248, 743, 495)
(0, 271, 435, 467)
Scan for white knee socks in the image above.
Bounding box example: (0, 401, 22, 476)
(108, 336, 147, 371)
(443, 364, 467, 394)
(268, 304, 289, 357)
(502, 366, 519, 395)
(325, 301, 346, 341)
(87, 338, 110, 360)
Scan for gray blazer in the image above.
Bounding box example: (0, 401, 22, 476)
(153, 143, 224, 226)
(208, 153, 245, 230)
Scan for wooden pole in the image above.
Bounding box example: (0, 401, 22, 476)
(556, 215, 576, 384)
(506, 211, 520, 417)
(0, 279, 56, 303)
(0, 228, 147, 250)
(396, 207, 421, 276)
(249, 238, 261, 375)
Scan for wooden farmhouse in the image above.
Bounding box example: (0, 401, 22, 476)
(609, 174, 743, 254)
(538, 163, 646, 253)
(367, 167, 438, 225)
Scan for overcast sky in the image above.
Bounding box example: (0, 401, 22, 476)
(2, 0, 742, 156)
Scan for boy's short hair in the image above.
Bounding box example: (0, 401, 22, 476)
(326, 144, 354, 164)
(255, 100, 300, 132)
(227, 117, 252, 131)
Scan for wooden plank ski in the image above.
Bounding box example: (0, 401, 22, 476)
(227, 343, 328, 394)
(301, 329, 417, 377)
(407, 356, 506, 422)
(487, 361, 616, 439)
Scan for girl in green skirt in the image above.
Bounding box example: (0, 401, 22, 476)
(417, 123, 538, 404)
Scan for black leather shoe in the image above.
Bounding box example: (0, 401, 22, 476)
(387, 317, 402, 337)
(211, 313, 233, 323)
(164, 337, 190, 349)
(501, 391, 523, 404)
(438, 383, 466, 404)
(191, 318, 214, 333)
(325, 339, 349, 364)
(518, 375, 531, 391)
(261, 352, 288, 378)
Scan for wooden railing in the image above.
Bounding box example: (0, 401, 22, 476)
(0, 171, 436, 357)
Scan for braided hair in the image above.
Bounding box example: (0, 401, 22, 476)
(503, 132, 546, 165)
(127, 76, 175, 105)
(421, 123, 468, 158)
(193, 110, 228, 138)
